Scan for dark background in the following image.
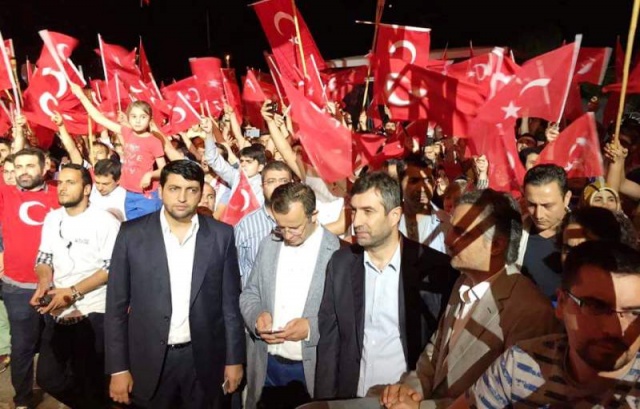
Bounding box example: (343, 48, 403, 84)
(0, 0, 634, 84)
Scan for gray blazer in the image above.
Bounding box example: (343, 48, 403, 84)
(240, 227, 341, 409)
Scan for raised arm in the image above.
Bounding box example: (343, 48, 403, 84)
(262, 101, 304, 180)
(51, 112, 84, 165)
(70, 83, 122, 135)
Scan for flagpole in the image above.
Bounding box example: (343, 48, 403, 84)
(88, 116, 95, 166)
(360, 0, 386, 111)
(291, 0, 307, 77)
(556, 34, 582, 123)
(614, 0, 640, 147)
(98, 34, 109, 86)
(0, 32, 20, 114)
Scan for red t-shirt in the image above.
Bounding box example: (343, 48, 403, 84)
(119, 127, 164, 193)
(0, 182, 59, 284)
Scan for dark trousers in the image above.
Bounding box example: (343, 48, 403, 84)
(36, 313, 108, 409)
(259, 354, 309, 409)
(2, 283, 44, 407)
(133, 344, 221, 409)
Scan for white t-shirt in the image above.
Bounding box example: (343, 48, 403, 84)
(89, 185, 127, 222)
(38, 206, 121, 317)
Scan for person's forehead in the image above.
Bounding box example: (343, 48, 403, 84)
(165, 173, 200, 186)
(59, 168, 82, 180)
(525, 182, 563, 199)
(451, 203, 483, 228)
(405, 165, 432, 178)
(263, 169, 290, 179)
(570, 264, 620, 296)
(95, 174, 115, 182)
(351, 188, 385, 208)
(14, 155, 39, 165)
(274, 202, 306, 222)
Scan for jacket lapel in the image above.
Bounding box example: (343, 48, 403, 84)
(147, 212, 172, 314)
(190, 215, 211, 307)
(302, 229, 334, 317)
(351, 248, 366, 356)
(399, 236, 422, 368)
(265, 235, 282, 314)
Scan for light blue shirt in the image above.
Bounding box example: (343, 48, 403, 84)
(398, 211, 446, 254)
(357, 243, 406, 396)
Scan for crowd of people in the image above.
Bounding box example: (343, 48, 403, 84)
(0, 51, 639, 409)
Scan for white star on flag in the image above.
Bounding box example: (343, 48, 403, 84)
(501, 101, 521, 119)
(208, 79, 220, 88)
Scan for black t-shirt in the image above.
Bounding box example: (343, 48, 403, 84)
(522, 230, 563, 300)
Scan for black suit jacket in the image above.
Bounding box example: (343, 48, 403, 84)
(315, 236, 458, 399)
(105, 211, 245, 402)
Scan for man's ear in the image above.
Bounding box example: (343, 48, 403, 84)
(258, 164, 265, 173)
(490, 233, 508, 257)
(564, 190, 572, 209)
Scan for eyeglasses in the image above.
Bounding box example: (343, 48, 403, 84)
(263, 178, 291, 186)
(564, 290, 640, 321)
(273, 217, 310, 237)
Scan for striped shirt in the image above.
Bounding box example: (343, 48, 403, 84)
(466, 334, 640, 408)
(234, 206, 276, 288)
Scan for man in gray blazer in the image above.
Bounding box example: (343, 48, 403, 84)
(381, 189, 563, 409)
(240, 182, 341, 409)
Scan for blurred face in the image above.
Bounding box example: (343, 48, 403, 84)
(423, 145, 437, 162)
(443, 191, 461, 215)
(14, 154, 45, 190)
(239, 156, 263, 178)
(517, 137, 536, 152)
(2, 162, 15, 186)
(385, 163, 399, 181)
(273, 202, 317, 247)
(58, 168, 90, 209)
(591, 190, 619, 212)
(160, 173, 202, 222)
(561, 222, 588, 265)
(436, 168, 448, 192)
(384, 121, 396, 134)
(351, 188, 401, 250)
(93, 146, 109, 162)
(524, 153, 539, 170)
(402, 165, 434, 212)
(198, 183, 216, 212)
(329, 179, 347, 198)
(445, 203, 494, 273)
(262, 169, 292, 202)
(192, 137, 205, 157)
(94, 174, 119, 196)
(525, 182, 570, 237)
(128, 106, 151, 133)
(0, 143, 10, 162)
(557, 266, 640, 373)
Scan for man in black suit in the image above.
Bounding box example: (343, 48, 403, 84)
(315, 171, 458, 400)
(105, 160, 245, 408)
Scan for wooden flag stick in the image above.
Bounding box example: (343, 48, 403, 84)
(614, 0, 640, 146)
(291, 0, 308, 77)
(88, 116, 95, 166)
(361, 0, 386, 111)
(0, 31, 20, 114)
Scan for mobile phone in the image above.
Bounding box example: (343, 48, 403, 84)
(244, 128, 261, 138)
(269, 101, 279, 114)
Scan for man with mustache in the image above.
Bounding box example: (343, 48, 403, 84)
(444, 240, 640, 408)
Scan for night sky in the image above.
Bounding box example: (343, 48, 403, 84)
(0, 0, 635, 84)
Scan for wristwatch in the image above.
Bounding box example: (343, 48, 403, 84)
(70, 286, 84, 302)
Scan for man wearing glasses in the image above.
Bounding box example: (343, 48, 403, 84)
(444, 240, 640, 409)
(240, 182, 341, 408)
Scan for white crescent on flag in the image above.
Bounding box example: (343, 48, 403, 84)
(519, 78, 551, 96)
(274, 12, 295, 36)
(385, 73, 427, 107)
(389, 40, 418, 64)
(173, 107, 187, 123)
(240, 189, 250, 212)
(42, 67, 67, 98)
(187, 87, 201, 103)
(19, 201, 46, 226)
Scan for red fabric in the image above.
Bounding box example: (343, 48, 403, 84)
(375, 24, 431, 67)
(253, 0, 325, 85)
(281, 79, 352, 183)
(322, 65, 367, 103)
(0, 35, 13, 91)
(163, 92, 201, 135)
(0, 104, 10, 136)
(161, 76, 202, 106)
(475, 41, 580, 126)
(138, 38, 153, 83)
(573, 47, 612, 85)
(189, 57, 224, 117)
(563, 82, 585, 121)
(222, 68, 243, 124)
(537, 112, 604, 178)
(303, 55, 326, 107)
(242, 70, 277, 128)
(220, 171, 260, 226)
(375, 58, 485, 136)
(0, 183, 59, 284)
(352, 132, 386, 167)
(119, 127, 164, 193)
(97, 38, 141, 85)
(264, 52, 287, 105)
(3, 39, 13, 59)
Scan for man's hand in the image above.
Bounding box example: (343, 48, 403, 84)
(29, 279, 51, 308)
(274, 318, 309, 342)
(14, 114, 27, 127)
(389, 399, 420, 409)
(224, 364, 243, 394)
(545, 123, 560, 144)
(38, 288, 73, 315)
(50, 112, 63, 128)
(604, 142, 628, 164)
(255, 312, 283, 344)
(110, 371, 134, 405)
(381, 384, 423, 408)
(117, 111, 129, 126)
(140, 172, 153, 190)
(473, 155, 489, 178)
(261, 100, 276, 123)
(200, 117, 213, 135)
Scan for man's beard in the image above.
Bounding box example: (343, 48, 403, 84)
(17, 174, 44, 190)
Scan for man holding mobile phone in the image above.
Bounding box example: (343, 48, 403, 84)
(240, 182, 342, 409)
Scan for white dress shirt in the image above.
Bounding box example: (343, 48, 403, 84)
(357, 243, 406, 397)
(268, 223, 324, 361)
(160, 208, 199, 345)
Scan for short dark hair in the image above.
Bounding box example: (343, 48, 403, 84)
(560, 207, 622, 245)
(351, 171, 402, 214)
(160, 159, 205, 189)
(563, 241, 640, 290)
(14, 147, 46, 169)
(457, 189, 523, 264)
(518, 146, 542, 167)
(239, 144, 267, 165)
(93, 159, 122, 182)
(0, 137, 11, 148)
(60, 163, 92, 188)
(403, 154, 432, 173)
(524, 164, 568, 196)
(271, 182, 316, 217)
(262, 161, 293, 179)
(4, 153, 14, 165)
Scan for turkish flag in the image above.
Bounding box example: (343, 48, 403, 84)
(446, 47, 519, 100)
(0, 102, 11, 136)
(0, 33, 14, 92)
(253, 0, 325, 85)
(537, 112, 604, 178)
(163, 92, 201, 135)
(475, 38, 581, 125)
(375, 24, 431, 67)
(161, 76, 202, 106)
(97, 37, 141, 85)
(322, 65, 367, 103)
(138, 38, 153, 83)
(573, 47, 611, 85)
(375, 58, 486, 136)
(222, 68, 243, 124)
(242, 69, 277, 128)
(352, 132, 386, 168)
(303, 54, 326, 107)
(281, 78, 352, 183)
(467, 120, 525, 198)
(220, 171, 260, 226)
(264, 52, 287, 105)
(189, 57, 224, 117)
